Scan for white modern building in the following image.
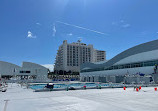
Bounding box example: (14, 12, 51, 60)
(54, 40, 106, 73)
(93, 49, 106, 62)
(0, 61, 48, 82)
(80, 39, 158, 83)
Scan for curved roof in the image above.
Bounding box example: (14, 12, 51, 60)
(0, 61, 21, 68)
(81, 39, 158, 70)
(0, 61, 21, 75)
(22, 62, 48, 69)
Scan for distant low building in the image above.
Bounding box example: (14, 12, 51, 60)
(0, 61, 48, 82)
(54, 40, 106, 73)
(93, 49, 106, 62)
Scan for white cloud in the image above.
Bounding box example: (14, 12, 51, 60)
(27, 31, 36, 38)
(36, 23, 41, 25)
(120, 20, 125, 23)
(122, 24, 130, 28)
(112, 19, 124, 25)
(67, 33, 73, 36)
(52, 24, 56, 37)
(140, 31, 148, 35)
(112, 22, 117, 25)
(112, 19, 131, 28)
(42, 64, 54, 72)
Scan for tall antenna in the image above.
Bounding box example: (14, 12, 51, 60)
(77, 37, 82, 43)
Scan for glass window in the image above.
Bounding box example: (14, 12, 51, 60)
(81, 60, 158, 73)
(125, 64, 131, 68)
(114, 66, 119, 69)
(26, 71, 31, 73)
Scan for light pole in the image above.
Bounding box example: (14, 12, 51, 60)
(3, 100, 9, 111)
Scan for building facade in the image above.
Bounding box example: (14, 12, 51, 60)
(80, 39, 158, 84)
(54, 40, 106, 73)
(0, 61, 49, 82)
(93, 49, 106, 62)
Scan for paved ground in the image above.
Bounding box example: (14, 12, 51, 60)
(0, 83, 158, 111)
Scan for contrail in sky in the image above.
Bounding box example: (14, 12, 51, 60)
(56, 21, 108, 36)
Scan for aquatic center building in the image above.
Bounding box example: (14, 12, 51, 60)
(80, 40, 158, 83)
(0, 61, 48, 81)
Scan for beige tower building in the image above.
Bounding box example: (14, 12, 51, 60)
(54, 40, 106, 72)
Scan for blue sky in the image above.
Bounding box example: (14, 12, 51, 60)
(0, 0, 158, 67)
